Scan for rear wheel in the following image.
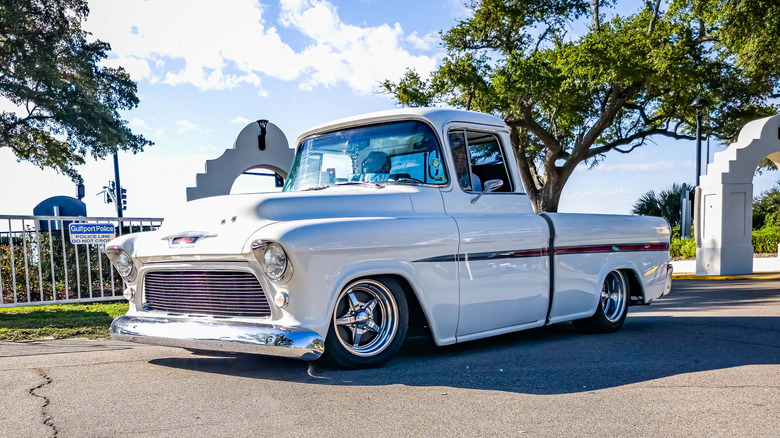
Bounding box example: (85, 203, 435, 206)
(573, 270, 629, 334)
(323, 277, 408, 369)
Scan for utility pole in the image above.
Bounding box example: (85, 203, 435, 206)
(113, 151, 123, 218)
(683, 97, 708, 240)
(691, 97, 709, 184)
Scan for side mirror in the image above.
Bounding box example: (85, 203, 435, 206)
(471, 179, 503, 204)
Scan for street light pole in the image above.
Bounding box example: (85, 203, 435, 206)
(695, 110, 702, 183)
(690, 97, 709, 185)
(682, 97, 709, 240)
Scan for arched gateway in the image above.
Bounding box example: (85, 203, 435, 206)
(696, 115, 780, 275)
(186, 120, 294, 201)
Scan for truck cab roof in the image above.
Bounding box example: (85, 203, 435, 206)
(296, 107, 508, 145)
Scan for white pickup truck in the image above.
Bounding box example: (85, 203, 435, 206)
(108, 108, 673, 368)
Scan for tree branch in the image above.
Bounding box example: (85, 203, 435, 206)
(694, 35, 718, 44)
(587, 128, 696, 158)
(614, 140, 645, 154)
(624, 102, 667, 126)
(533, 26, 551, 54)
(647, 0, 662, 34)
(8, 114, 53, 128)
(505, 116, 562, 155)
(572, 85, 640, 162)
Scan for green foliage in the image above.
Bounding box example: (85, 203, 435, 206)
(383, 0, 780, 212)
(669, 225, 696, 258)
(0, 302, 128, 341)
(668, 223, 780, 258)
(632, 183, 692, 227)
(752, 225, 780, 253)
(0, 0, 152, 181)
(752, 184, 780, 229)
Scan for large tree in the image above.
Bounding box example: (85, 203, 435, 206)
(0, 0, 151, 182)
(383, 0, 780, 212)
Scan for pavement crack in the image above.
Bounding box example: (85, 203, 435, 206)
(29, 368, 58, 437)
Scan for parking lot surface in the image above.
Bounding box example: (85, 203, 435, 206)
(1, 279, 779, 437)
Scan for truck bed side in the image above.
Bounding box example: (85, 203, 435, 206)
(541, 213, 671, 324)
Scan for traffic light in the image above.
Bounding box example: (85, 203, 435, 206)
(104, 181, 115, 204)
(120, 187, 127, 211)
(275, 173, 285, 187)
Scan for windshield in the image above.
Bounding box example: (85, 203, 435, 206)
(283, 121, 448, 192)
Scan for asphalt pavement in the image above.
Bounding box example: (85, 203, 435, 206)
(1, 279, 779, 437)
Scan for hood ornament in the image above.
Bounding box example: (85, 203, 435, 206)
(162, 231, 217, 248)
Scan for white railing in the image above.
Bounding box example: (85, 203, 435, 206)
(0, 215, 163, 308)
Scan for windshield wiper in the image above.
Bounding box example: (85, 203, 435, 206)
(335, 181, 386, 188)
(301, 185, 330, 191)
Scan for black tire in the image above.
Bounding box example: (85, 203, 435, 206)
(573, 270, 629, 334)
(323, 277, 408, 369)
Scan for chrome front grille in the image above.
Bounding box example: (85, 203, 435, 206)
(143, 270, 271, 317)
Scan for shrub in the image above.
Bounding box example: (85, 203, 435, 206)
(752, 226, 780, 253)
(679, 238, 697, 258)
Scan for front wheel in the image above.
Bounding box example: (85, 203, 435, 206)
(573, 270, 629, 334)
(323, 277, 408, 369)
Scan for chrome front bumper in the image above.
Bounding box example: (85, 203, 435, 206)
(110, 315, 324, 360)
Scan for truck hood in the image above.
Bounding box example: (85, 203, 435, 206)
(134, 186, 417, 258)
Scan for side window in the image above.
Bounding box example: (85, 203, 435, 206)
(448, 129, 513, 193)
(448, 130, 473, 191)
(465, 131, 512, 192)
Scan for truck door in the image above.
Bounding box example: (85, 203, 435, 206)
(440, 124, 550, 338)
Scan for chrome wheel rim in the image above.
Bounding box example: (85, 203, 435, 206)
(601, 271, 627, 323)
(333, 280, 399, 357)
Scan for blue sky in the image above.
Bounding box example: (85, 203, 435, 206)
(0, 0, 777, 218)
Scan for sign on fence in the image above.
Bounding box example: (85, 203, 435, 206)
(68, 223, 116, 244)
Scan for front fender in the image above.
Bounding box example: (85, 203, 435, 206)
(248, 216, 460, 345)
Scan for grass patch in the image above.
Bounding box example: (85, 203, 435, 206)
(0, 302, 128, 341)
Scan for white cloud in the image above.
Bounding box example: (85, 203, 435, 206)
(85, 0, 438, 96)
(0, 95, 25, 114)
(406, 31, 439, 50)
(230, 116, 251, 125)
(101, 55, 155, 82)
(280, 0, 437, 94)
(128, 117, 150, 130)
(176, 120, 198, 134)
(594, 160, 695, 172)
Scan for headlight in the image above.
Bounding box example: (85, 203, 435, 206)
(115, 251, 134, 277)
(106, 246, 137, 282)
(262, 243, 287, 281)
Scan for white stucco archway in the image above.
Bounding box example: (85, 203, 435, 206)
(696, 115, 780, 275)
(186, 120, 295, 201)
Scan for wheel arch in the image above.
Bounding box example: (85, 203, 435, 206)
(589, 258, 641, 314)
(618, 268, 647, 305)
(324, 261, 438, 343)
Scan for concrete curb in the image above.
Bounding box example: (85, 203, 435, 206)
(672, 273, 780, 280)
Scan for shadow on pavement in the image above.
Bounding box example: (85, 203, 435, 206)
(148, 279, 780, 395)
(149, 312, 780, 395)
(639, 278, 780, 312)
